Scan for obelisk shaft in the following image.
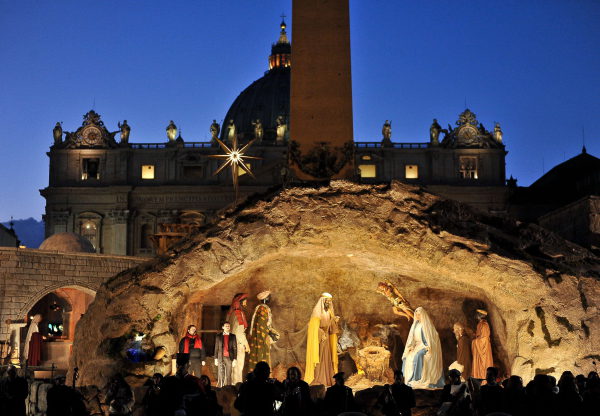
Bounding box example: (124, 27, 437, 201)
(290, 0, 354, 180)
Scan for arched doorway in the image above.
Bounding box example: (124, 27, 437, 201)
(24, 286, 95, 369)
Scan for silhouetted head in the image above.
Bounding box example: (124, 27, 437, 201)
(152, 373, 163, 385)
(558, 371, 576, 391)
(486, 367, 499, 383)
(287, 366, 301, 382)
(6, 365, 17, 379)
(394, 370, 404, 384)
(448, 369, 462, 384)
(507, 375, 523, 390)
(333, 372, 345, 386)
(176, 354, 190, 376)
(253, 361, 270, 381)
(200, 375, 211, 389)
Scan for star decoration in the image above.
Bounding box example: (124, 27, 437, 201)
(209, 135, 262, 203)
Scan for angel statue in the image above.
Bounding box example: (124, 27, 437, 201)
(377, 280, 414, 321)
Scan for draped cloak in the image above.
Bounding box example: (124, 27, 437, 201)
(305, 296, 339, 385)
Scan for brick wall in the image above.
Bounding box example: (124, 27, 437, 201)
(0, 247, 146, 339)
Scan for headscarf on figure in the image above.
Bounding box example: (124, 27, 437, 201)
(305, 293, 339, 385)
(402, 307, 444, 389)
(228, 293, 249, 329)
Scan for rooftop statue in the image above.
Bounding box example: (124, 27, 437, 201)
(430, 119, 441, 145)
(166, 120, 177, 142)
(382, 120, 392, 145)
(118, 120, 130, 143)
(275, 115, 287, 144)
(226, 119, 236, 144)
(252, 119, 264, 142)
(53, 122, 63, 144)
(210, 120, 220, 143)
(494, 122, 503, 143)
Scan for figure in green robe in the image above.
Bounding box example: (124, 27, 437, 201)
(248, 291, 279, 371)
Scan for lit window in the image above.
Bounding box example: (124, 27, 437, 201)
(141, 165, 155, 179)
(80, 221, 97, 249)
(238, 163, 251, 176)
(405, 165, 419, 179)
(459, 156, 478, 179)
(82, 158, 100, 180)
(359, 164, 377, 178)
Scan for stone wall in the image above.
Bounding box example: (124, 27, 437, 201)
(0, 247, 146, 339)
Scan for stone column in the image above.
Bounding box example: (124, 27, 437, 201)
(290, 0, 354, 180)
(104, 210, 129, 255)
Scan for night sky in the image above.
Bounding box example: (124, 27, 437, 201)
(1, 0, 599, 221)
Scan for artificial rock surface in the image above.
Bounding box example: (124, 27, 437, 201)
(70, 181, 600, 389)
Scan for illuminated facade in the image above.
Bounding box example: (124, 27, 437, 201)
(41, 21, 508, 256)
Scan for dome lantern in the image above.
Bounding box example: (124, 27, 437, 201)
(269, 16, 291, 70)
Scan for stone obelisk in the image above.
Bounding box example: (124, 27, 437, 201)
(290, 0, 354, 180)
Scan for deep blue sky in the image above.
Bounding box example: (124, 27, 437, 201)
(1, 0, 599, 221)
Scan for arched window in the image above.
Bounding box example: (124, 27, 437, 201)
(80, 221, 98, 249)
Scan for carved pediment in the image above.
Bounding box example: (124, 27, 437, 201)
(441, 109, 504, 149)
(61, 110, 118, 149)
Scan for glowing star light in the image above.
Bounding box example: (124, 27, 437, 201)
(209, 135, 261, 203)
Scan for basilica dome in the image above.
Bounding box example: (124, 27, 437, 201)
(220, 20, 290, 143)
(39, 232, 96, 253)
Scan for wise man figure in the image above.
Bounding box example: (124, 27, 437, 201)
(471, 309, 493, 379)
(227, 293, 250, 384)
(450, 323, 472, 380)
(248, 291, 279, 371)
(305, 293, 340, 386)
(214, 322, 237, 387)
(178, 325, 206, 377)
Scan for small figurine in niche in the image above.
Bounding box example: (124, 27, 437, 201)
(377, 281, 414, 320)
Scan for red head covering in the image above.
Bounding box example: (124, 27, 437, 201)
(228, 293, 249, 329)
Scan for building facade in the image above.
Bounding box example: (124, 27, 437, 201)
(41, 21, 508, 257)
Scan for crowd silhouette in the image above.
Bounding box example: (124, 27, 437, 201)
(1, 360, 600, 415)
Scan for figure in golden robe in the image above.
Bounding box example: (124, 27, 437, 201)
(305, 293, 339, 386)
(471, 309, 493, 379)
